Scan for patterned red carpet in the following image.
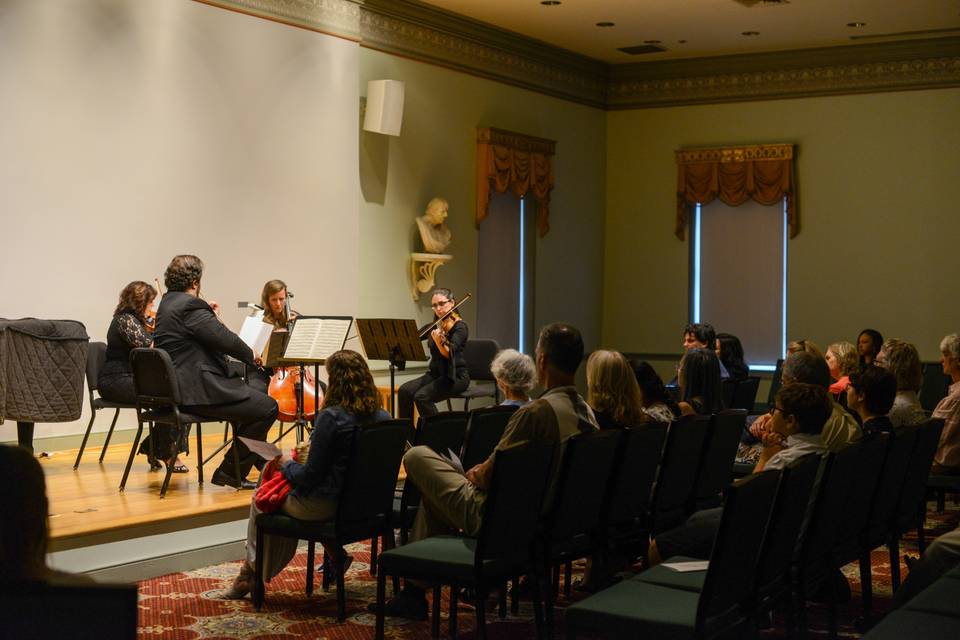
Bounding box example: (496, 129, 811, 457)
(136, 504, 959, 639)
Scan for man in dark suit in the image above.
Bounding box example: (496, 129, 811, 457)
(153, 255, 278, 489)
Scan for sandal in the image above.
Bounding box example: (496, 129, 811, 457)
(165, 460, 189, 474)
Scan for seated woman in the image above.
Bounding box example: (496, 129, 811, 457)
(846, 365, 897, 436)
(586, 350, 645, 429)
(246, 279, 296, 394)
(489, 348, 536, 407)
(877, 339, 928, 427)
(857, 328, 884, 367)
(1, 446, 93, 585)
(715, 333, 750, 381)
(630, 358, 681, 423)
(98, 281, 187, 472)
(677, 348, 723, 416)
(788, 338, 824, 360)
(826, 341, 858, 395)
(224, 349, 390, 599)
(932, 334, 960, 475)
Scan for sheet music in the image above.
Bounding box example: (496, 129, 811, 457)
(238, 315, 273, 355)
(662, 561, 709, 572)
(284, 317, 352, 361)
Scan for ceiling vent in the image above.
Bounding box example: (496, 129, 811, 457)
(618, 44, 667, 55)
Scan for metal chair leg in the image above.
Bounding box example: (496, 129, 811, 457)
(119, 420, 144, 492)
(98, 408, 121, 462)
(431, 585, 441, 639)
(74, 408, 98, 468)
(196, 423, 204, 484)
(888, 537, 901, 592)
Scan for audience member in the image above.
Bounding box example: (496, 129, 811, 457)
(877, 339, 928, 427)
(380, 323, 598, 619)
(932, 333, 960, 475)
(0, 446, 93, 585)
(630, 359, 681, 423)
(857, 328, 884, 366)
(715, 333, 750, 381)
(788, 338, 824, 360)
(826, 341, 858, 396)
(586, 350, 645, 429)
(490, 348, 536, 407)
(892, 524, 960, 608)
(223, 350, 391, 599)
(846, 365, 896, 436)
(749, 351, 861, 452)
(682, 323, 730, 379)
(677, 348, 722, 415)
(649, 383, 832, 564)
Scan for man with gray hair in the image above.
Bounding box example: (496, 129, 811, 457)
(932, 333, 960, 474)
(750, 351, 861, 452)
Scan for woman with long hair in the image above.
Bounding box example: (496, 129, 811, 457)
(826, 341, 859, 395)
(678, 348, 723, 416)
(857, 329, 884, 366)
(586, 350, 645, 428)
(715, 333, 750, 381)
(630, 359, 681, 423)
(224, 350, 390, 599)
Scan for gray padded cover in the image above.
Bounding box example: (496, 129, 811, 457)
(0, 318, 89, 423)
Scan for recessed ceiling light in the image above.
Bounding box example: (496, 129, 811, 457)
(643, 39, 662, 44)
(742, 31, 760, 36)
(596, 21, 615, 28)
(540, 1, 561, 6)
(846, 21, 867, 28)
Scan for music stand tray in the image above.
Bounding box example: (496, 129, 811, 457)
(355, 318, 427, 417)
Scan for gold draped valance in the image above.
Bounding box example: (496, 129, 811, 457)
(675, 144, 797, 240)
(476, 127, 556, 237)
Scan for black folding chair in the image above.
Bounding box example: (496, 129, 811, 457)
(446, 339, 501, 411)
(693, 409, 747, 510)
(73, 342, 137, 468)
(919, 362, 951, 411)
(122, 348, 238, 498)
(0, 581, 138, 640)
(459, 404, 518, 470)
(731, 377, 761, 412)
(648, 414, 711, 537)
(253, 419, 409, 622)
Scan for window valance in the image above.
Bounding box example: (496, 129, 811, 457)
(675, 144, 796, 240)
(476, 127, 556, 237)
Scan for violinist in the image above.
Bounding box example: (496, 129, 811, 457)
(398, 288, 470, 420)
(99, 281, 188, 473)
(154, 255, 278, 489)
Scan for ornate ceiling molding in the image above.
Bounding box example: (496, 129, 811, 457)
(198, 1, 960, 110)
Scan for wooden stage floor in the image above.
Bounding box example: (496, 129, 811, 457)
(42, 430, 267, 551)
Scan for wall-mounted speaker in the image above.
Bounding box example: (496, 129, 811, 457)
(363, 79, 405, 136)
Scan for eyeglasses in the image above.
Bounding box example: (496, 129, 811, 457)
(769, 405, 786, 415)
(431, 300, 452, 308)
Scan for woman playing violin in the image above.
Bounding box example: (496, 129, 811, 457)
(398, 288, 470, 420)
(99, 281, 188, 473)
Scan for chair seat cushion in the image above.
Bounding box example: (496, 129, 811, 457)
(566, 579, 699, 639)
(379, 535, 512, 583)
(456, 383, 496, 399)
(93, 398, 136, 410)
(633, 556, 707, 593)
(927, 475, 960, 489)
(142, 409, 218, 424)
(257, 513, 337, 538)
(903, 577, 960, 618)
(861, 609, 960, 639)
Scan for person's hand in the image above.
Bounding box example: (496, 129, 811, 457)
(254, 355, 263, 367)
(208, 300, 221, 317)
(465, 465, 480, 486)
(749, 414, 772, 439)
(761, 430, 785, 449)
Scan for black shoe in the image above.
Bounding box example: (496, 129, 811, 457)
(367, 589, 428, 620)
(211, 468, 256, 490)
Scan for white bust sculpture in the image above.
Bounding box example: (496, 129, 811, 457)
(416, 197, 452, 254)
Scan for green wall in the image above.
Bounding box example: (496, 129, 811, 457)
(358, 49, 607, 351)
(603, 88, 960, 361)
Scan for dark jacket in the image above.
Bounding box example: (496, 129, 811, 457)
(282, 405, 392, 500)
(427, 319, 468, 383)
(153, 292, 256, 406)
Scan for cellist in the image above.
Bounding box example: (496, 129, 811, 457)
(246, 279, 296, 393)
(398, 288, 470, 420)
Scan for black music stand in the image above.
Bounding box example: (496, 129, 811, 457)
(355, 318, 428, 417)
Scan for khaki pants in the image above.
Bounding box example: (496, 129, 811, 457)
(404, 445, 486, 542)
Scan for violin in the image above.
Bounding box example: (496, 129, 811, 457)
(421, 293, 472, 360)
(266, 289, 322, 422)
(144, 277, 163, 333)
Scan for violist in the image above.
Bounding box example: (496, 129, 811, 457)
(397, 287, 470, 420)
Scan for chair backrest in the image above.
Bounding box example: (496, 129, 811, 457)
(766, 359, 785, 406)
(603, 422, 669, 528)
(543, 428, 623, 544)
(721, 379, 736, 409)
(648, 414, 711, 535)
(831, 433, 890, 562)
(753, 452, 823, 602)
(399, 411, 470, 519)
(86, 341, 107, 394)
(460, 404, 518, 470)
(919, 362, 951, 411)
(335, 419, 409, 530)
(863, 425, 919, 548)
(694, 409, 747, 510)
(731, 377, 761, 412)
(129, 347, 180, 407)
(476, 440, 555, 567)
(894, 418, 946, 534)
(462, 339, 500, 381)
(697, 470, 781, 635)
(0, 581, 138, 639)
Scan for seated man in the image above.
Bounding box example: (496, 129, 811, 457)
(749, 351, 861, 453)
(682, 322, 730, 380)
(649, 382, 833, 565)
(380, 322, 598, 619)
(153, 255, 278, 489)
(893, 525, 960, 607)
(845, 365, 897, 437)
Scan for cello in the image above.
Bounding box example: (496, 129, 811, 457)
(265, 291, 321, 423)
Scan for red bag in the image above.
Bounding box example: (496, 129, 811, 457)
(255, 458, 292, 513)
